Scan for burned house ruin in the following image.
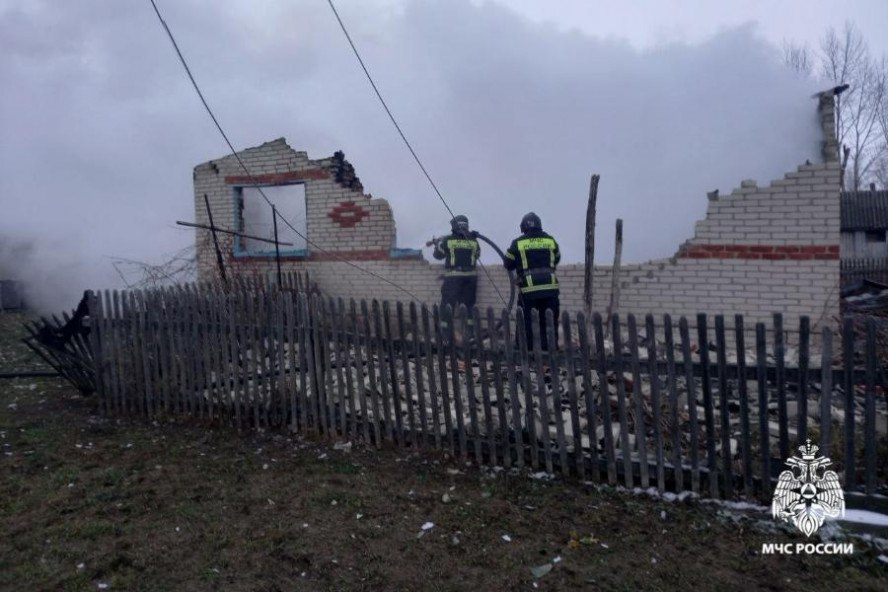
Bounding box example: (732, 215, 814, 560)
(193, 92, 841, 334)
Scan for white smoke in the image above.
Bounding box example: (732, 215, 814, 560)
(0, 0, 822, 311)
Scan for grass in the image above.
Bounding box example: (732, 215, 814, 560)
(0, 310, 886, 591)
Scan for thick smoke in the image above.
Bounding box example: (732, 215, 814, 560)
(0, 0, 821, 312)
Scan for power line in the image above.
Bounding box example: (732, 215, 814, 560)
(147, 0, 422, 303)
(325, 0, 509, 308)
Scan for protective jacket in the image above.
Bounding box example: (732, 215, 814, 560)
(504, 230, 561, 297)
(433, 233, 480, 276)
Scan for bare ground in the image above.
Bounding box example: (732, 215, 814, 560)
(1, 312, 886, 591)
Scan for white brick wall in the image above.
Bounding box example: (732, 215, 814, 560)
(194, 95, 842, 339)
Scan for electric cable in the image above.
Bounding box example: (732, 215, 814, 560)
(325, 0, 509, 308)
(147, 0, 422, 303)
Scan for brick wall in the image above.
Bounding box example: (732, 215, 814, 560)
(194, 91, 841, 336)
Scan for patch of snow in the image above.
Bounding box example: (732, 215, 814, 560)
(841, 510, 888, 528)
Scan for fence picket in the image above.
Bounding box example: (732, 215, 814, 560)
(773, 313, 788, 461)
(626, 314, 649, 488)
(842, 316, 855, 489)
(321, 299, 337, 437)
(734, 315, 752, 498)
(410, 303, 428, 449)
(422, 305, 441, 450)
(488, 308, 508, 468)
(865, 318, 876, 495)
(372, 301, 394, 444)
(798, 317, 810, 443)
(756, 323, 771, 495)
(433, 305, 455, 455)
(473, 307, 496, 466)
(397, 302, 416, 447)
(715, 315, 732, 499)
(591, 313, 615, 484)
(90, 292, 108, 415)
(645, 315, 665, 494)
(381, 301, 402, 447)
(696, 314, 718, 499)
(502, 309, 524, 469)
(531, 309, 553, 474)
(463, 307, 483, 464)
(333, 299, 349, 437)
(546, 309, 569, 476)
(663, 315, 683, 492)
(343, 300, 359, 440)
(274, 293, 287, 428)
(679, 317, 700, 494)
(355, 300, 372, 444)
(446, 305, 468, 459)
(298, 294, 310, 433)
(516, 307, 537, 470)
(820, 328, 833, 458)
(284, 295, 296, 430)
(611, 315, 633, 487)
(229, 292, 242, 429)
(361, 300, 382, 447)
(562, 312, 584, 479)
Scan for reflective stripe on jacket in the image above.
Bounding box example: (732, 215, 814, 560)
(433, 234, 479, 276)
(504, 231, 560, 295)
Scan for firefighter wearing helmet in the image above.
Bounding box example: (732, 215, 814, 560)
(432, 215, 480, 322)
(504, 212, 561, 350)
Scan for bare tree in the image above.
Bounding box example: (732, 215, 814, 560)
(782, 40, 813, 77)
(819, 23, 886, 191)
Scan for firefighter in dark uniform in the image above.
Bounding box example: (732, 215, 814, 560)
(432, 215, 480, 324)
(504, 212, 561, 351)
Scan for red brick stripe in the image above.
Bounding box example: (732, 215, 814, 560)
(224, 169, 329, 184)
(678, 244, 839, 260)
(328, 201, 370, 228)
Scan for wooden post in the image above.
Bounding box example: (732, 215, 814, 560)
(605, 219, 623, 335)
(584, 175, 599, 328)
(204, 194, 228, 290)
(272, 206, 282, 288)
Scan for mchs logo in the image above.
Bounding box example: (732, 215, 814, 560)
(762, 440, 852, 556)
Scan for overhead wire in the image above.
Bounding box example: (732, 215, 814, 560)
(325, 0, 509, 308)
(147, 0, 422, 303)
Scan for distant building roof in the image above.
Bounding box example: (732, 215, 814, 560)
(841, 190, 888, 231)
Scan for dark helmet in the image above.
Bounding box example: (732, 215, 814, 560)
(520, 212, 542, 233)
(451, 215, 470, 234)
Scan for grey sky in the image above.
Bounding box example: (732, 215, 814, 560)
(1, 0, 884, 311)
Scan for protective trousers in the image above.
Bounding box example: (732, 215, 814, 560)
(518, 294, 559, 351)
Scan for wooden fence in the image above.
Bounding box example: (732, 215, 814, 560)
(87, 281, 887, 501)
